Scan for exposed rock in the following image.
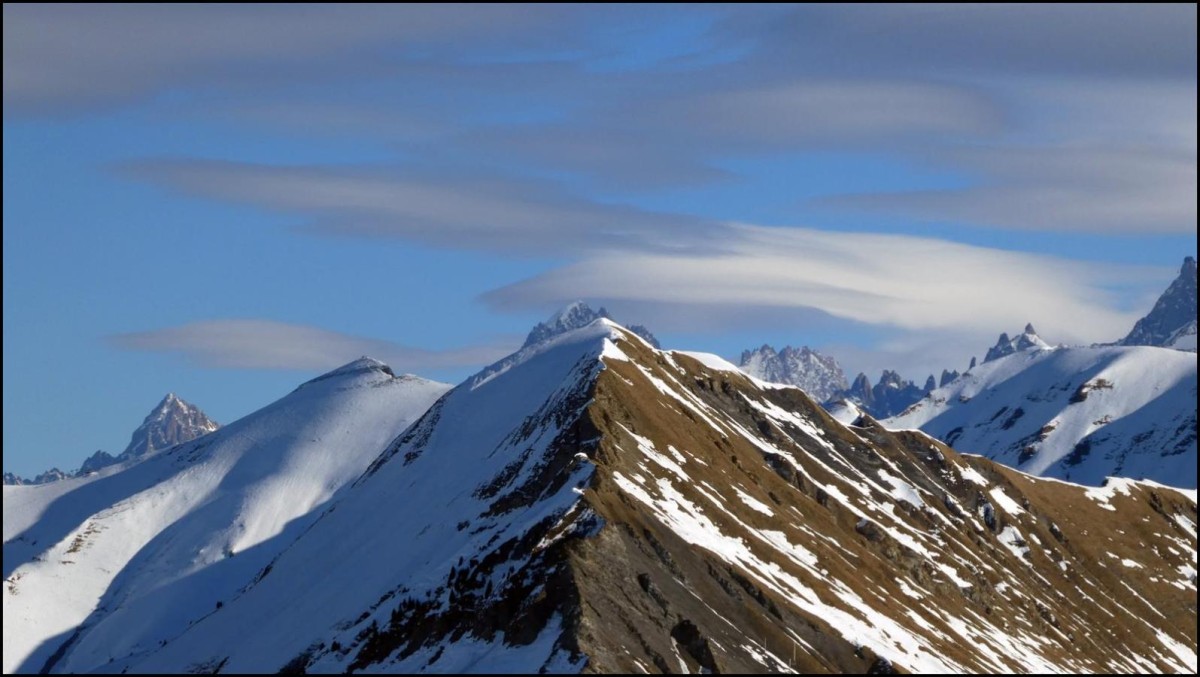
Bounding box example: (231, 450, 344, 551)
(1122, 256, 1197, 349)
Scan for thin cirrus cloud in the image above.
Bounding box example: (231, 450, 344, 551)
(824, 145, 1198, 234)
(121, 159, 731, 256)
(110, 319, 517, 373)
(481, 223, 1154, 345)
(1, 4, 580, 115)
(123, 156, 1168, 347)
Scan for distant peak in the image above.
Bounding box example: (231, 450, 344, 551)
(1183, 255, 1196, 273)
(121, 392, 219, 462)
(549, 301, 609, 324)
(524, 302, 659, 350)
(984, 325, 1050, 363)
(154, 392, 197, 414)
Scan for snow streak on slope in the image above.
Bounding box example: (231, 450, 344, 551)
(2, 360, 448, 674)
(11, 324, 1197, 674)
(885, 345, 1197, 487)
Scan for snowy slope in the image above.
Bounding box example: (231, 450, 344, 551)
(2, 358, 448, 674)
(885, 345, 1197, 486)
(33, 322, 1195, 674)
(58, 322, 624, 674)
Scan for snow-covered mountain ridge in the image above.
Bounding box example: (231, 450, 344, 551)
(7, 319, 1193, 673)
(885, 344, 1196, 487)
(2, 361, 449, 674)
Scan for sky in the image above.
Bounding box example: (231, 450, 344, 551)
(3, 4, 1196, 477)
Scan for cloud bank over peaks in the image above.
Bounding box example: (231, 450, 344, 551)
(482, 223, 1152, 346)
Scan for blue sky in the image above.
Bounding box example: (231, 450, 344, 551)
(3, 4, 1196, 477)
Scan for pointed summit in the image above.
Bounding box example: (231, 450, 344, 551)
(120, 393, 219, 461)
(984, 324, 1050, 363)
(1121, 256, 1198, 349)
(523, 302, 659, 350)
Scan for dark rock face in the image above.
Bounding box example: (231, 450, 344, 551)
(1122, 256, 1198, 348)
(844, 370, 928, 419)
(940, 369, 960, 387)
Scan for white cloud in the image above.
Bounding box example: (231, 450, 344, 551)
(111, 319, 517, 373)
(483, 223, 1159, 345)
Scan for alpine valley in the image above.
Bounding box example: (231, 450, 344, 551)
(3, 313, 1196, 674)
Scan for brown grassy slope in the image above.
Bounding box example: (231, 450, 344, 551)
(563, 329, 1196, 673)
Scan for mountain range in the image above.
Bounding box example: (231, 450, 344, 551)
(4, 317, 1196, 674)
(738, 348, 938, 419)
(737, 257, 1197, 488)
(885, 258, 1198, 487)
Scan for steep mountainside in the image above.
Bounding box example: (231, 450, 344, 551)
(25, 322, 1194, 674)
(886, 345, 1197, 487)
(2, 359, 449, 674)
(738, 344, 848, 403)
(1123, 256, 1197, 349)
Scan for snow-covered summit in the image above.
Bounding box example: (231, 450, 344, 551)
(523, 301, 660, 350)
(299, 356, 399, 387)
(1122, 256, 1197, 349)
(983, 323, 1051, 363)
